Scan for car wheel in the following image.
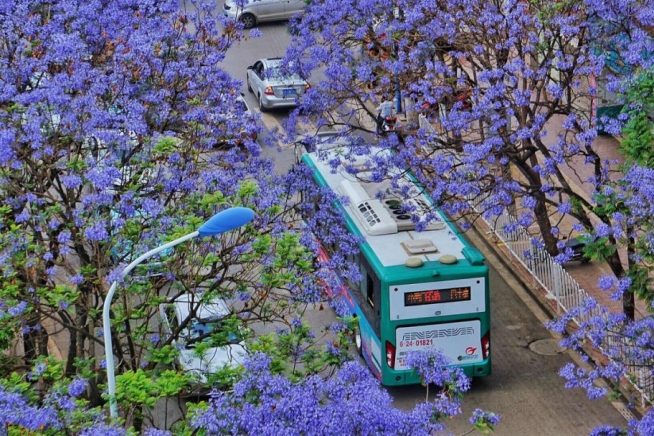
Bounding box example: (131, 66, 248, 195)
(247, 75, 253, 93)
(239, 13, 256, 29)
(259, 94, 268, 112)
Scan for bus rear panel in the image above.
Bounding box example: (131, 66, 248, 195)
(301, 146, 491, 386)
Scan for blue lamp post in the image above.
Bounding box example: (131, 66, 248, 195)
(102, 207, 255, 419)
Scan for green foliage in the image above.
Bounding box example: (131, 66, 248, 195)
(247, 317, 351, 383)
(252, 232, 315, 289)
(628, 263, 653, 305)
(148, 344, 179, 366)
(0, 372, 33, 398)
(156, 370, 191, 397)
(115, 369, 159, 409)
(583, 237, 616, 261)
(153, 136, 179, 157)
(621, 68, 654, 166)
(620, 110, 654, 166)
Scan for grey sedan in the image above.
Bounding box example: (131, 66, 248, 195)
(246, 58, 310, 112)
(223, 0, 305, 29)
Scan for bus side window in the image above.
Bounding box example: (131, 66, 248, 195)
(360, 260, 381, 336)
(366, 273, 374, 308)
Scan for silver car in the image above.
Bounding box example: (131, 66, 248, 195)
(223, 0, 306, 29)
(159, 294, 247, 388)
(246, 58, 310, 111)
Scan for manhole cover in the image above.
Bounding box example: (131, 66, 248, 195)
(528, 339, 566, 355)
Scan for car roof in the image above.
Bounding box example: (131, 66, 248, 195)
(261, 57, 283, 68)
(172, 294, 231, 321)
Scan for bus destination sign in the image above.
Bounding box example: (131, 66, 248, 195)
(404, 286, 472, 306)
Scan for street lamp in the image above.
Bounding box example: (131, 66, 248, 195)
(102, 206, 255, 419)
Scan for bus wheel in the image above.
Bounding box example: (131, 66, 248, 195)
(353, 325, 363, 356)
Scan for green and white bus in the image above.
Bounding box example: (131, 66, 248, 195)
(300, 144, 491, 386)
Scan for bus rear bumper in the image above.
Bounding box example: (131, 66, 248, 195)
(383, 358, 491, 386)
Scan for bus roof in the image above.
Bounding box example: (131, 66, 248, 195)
(301, 146, 483, 271)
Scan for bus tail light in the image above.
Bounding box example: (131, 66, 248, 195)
(386, 341, 396, 369)
(481, 331, 490, 359)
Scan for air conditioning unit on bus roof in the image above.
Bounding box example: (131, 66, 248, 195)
(337, 180, 396, 236)
(337, 180, 444, 236)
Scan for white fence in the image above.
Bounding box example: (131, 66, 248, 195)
(418, 114, 654, 406)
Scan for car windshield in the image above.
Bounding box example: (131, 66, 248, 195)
(185, 317, 241, 348)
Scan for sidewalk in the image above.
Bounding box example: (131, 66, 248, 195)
(463, 113, 651, 417)
(540, 114, 649, 318)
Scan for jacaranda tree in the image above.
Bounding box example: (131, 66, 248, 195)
(0, 350, 500, 435)
(284, 0, 654, 320)
(0, 0, 341, 430)
(282, 0, 654, 434)
(0, 0, 499, 433)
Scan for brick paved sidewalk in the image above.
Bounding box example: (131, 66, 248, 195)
(541, 115, 649, 318)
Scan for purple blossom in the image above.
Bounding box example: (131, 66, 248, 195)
(70, 274, 84, 285)
(0, 386, 61, 431)
(61, 175, 82, 189)
(84, 221, 109, 242)
(8, 301, 27, 316)
(521, 196, 537, 210)
(28, 362, 48, 381)
(598, 275, 616, 292)
(144, 429, 172, 436)
(15, 208, 30, 223)
(470, 408, 501, 427)
(192, 353, 477, 435)
(57, 230, 72, 244)
(67, 378, 88, 397)
(57, 395, 76, 411)
(79, 424, 127, 436)
(557, 202, 572, 214)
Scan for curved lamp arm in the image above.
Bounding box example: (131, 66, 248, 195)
(103, 207, 254, 419)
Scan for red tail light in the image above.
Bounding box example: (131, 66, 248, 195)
(386, 341, 396, 369)
(264, 86, 274, 96)
(481, 331, 490, 359)
(305, 83, 311, 90)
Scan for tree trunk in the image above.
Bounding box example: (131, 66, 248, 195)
(23, 316, 49, 363)
(605, 248, 633, 320)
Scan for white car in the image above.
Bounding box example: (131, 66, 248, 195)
(159, 294, 247, 386)
(223, 0, 305, 29)
(246, 58, 310, 111)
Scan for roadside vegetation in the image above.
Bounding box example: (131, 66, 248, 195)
(1, 0, 653, 434)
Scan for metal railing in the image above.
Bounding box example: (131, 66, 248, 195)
(418, 114, 654, 406)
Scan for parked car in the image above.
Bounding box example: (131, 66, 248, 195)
(246, 58, 310, 112)
(159, 294, 247, 388)
(223, 0, 305, 29)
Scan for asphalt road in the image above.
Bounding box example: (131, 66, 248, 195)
(388, 225, 630, 435)
(215, 14, 631, 435)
